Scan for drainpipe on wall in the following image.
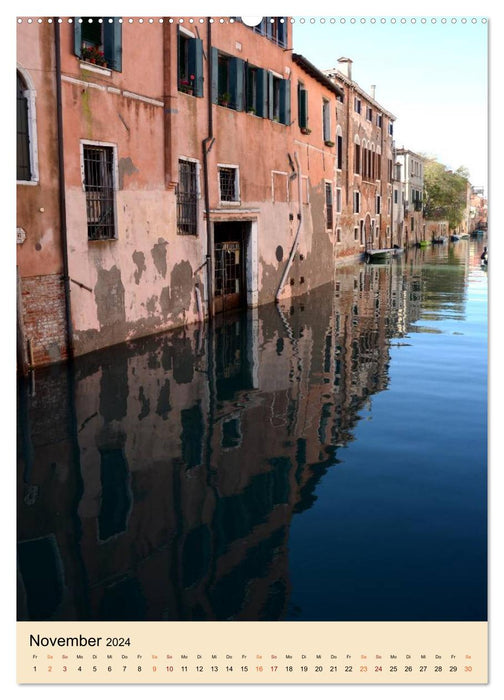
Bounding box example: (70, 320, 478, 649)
(276, 152, 302, 302)
(202, 20, 214, 319)
(54, 18, 74, 360)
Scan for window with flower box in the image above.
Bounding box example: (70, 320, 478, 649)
(74, 17, 122, 71)
(178, 30, 204, 97)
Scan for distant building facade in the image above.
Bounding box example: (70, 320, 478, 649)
(395, 148, 425, 245)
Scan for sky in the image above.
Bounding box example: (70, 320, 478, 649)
(293, 17, 488, 190)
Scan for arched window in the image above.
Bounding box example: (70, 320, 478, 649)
(16, 68, 38, 183)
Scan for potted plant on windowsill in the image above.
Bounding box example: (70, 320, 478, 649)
(219, 92, 231, 107)
(179, 76, 195, 95)
(324, 139, 335, 147)
(247, 107, 256, 115)
(81, 45, 108, 67)
(300, 126, 311, 135)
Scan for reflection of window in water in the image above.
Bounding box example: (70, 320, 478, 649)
(222, 417, 242, 449)
(17, 535, 64, 620)
(98, 448, 131, 541)
(181, 403, 204, 468)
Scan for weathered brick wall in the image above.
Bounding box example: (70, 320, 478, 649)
(21, 274, 68, 366)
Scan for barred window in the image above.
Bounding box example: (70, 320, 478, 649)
(325, 182, 333, 230)
(177, 160, 198, 235)
(83, 144, 116, 240)
(219, 167, 239, 202)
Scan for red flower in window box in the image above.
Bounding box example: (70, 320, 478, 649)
(81, 45, 108, 67)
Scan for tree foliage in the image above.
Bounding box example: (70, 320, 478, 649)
(423, 159, 470, 229)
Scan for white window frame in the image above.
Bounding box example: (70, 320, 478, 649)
(177, 156, 201, 236)
(17, 65, 39, 185)
(178, 155, 202, 199)
(353, 190, 360, 214)
(218, 163, 241, 206)
(336, 187, 342, 214)
(359, 219, 365, 247)
(80, 139, 119, 240)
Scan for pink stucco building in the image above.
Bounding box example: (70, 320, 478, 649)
(17, 16, 400, 368)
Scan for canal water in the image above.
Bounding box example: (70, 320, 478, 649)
(17, 240, 487, 622)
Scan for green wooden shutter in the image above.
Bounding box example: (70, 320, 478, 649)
(230, 57, 244, 111)
(104, 18, 122, 71)
(73, 17, 82, 58)
(211, 47, 219, 104)
(279, 79, 291, 125)
(299, 88, 308, 128)
(267, 72, 274, 120)
(256, 68, 268, 118)
(189, 38, 204, 97)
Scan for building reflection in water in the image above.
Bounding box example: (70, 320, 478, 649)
(17, 252, 470, 622)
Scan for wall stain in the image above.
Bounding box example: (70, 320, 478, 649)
(146, 295, 158, 315)
(151, 238, 169, 278)
(118, 157, 139, 190)
(132, 251, 146, 285)
(159, 286, 171, 320)
(94, 265, 126, 329)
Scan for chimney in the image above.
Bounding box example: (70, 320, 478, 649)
(337, 57, 353, 80)
(371, 84, 376, 99)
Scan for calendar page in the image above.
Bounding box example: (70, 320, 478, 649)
(15, 5, 489, 688)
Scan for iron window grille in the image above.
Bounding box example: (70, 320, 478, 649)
(177, 160, 198, 235)
(219, 167, 238, 202)
(83, 145, 116, 241)
(325, 183, 333, 230)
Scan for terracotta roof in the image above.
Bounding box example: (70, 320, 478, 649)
(292, 53, 345, 99)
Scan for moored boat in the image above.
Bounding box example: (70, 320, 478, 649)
(432, 236, 447, 244)
(365, 248, 393, 263)
(450, 234, 461, 242)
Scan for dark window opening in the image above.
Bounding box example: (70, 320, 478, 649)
(74, 17, 122, 71)
(83, 144, 116, 240)
(337, 134, 343, 169)
(298, 83, 308, 129)
(354, 143, 361, 174)
(218, 54, 231, 104)
(177, 32, 203, 96)
(17, 72, 31, 181)
(177, 160, 198, 235)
